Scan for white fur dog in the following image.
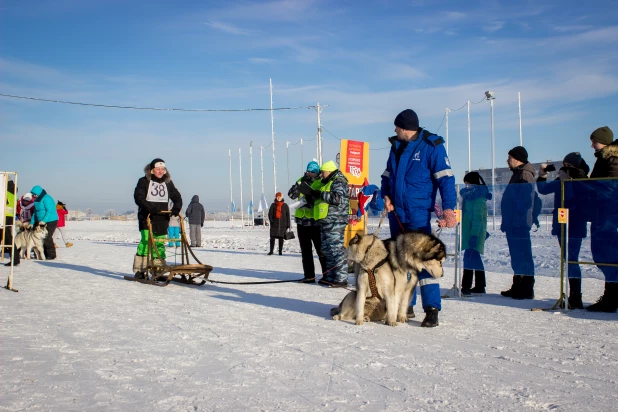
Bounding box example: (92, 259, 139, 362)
(14, 221, 48, 260)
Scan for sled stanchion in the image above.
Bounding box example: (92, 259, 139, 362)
(442, 209, 463, 299)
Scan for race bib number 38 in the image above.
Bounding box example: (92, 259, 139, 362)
(146, 181, 169, 203)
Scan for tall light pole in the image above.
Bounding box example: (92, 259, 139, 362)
(270, 78, 277, 196)
(239, 148, 244, 228)
(518, 92, 523, 146)
(467, 101, 471, 173)
(316, 103, 324, 165)
(445, 108, 449, 154)
(228, 149, 233, 222)
(485, 90, 496, 230)
(249, 141, 255, 227)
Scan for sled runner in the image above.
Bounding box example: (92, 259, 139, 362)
(124, 212, 213, 287)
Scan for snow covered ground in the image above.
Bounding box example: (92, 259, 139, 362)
(1, 220, 617, 411)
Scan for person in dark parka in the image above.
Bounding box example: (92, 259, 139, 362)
(133, 158, 182, 278)
(185, 195, 205, 247)
(537, 152, 589, 309)
(267, 192, 290, 255)
(500, 146, 537, 300)
(586, 126, 618, 312)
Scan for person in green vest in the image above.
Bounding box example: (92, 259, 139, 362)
(288, 161, 326, 283)
(299, 160, 350, 287)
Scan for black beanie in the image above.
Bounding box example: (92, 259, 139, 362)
(508, 146, 528, 163)
(590, 126, 614, 145)
(150, 158, 166, 170)
(562, 152, 582, 168)
(463, 172, 485, 185)
(394, 109, 419, 131)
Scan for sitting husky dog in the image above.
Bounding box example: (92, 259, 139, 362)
(385, 230, 447, 323)
(14, 221, 48, 260)
(341, 234, 400, 326)
(333, 231, 447, 326)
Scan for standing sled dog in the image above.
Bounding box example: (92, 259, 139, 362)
(333, 231, 446, 326)
(14, 221, 48, 260)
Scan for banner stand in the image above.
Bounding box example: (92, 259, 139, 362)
(1, 171, 19, 293)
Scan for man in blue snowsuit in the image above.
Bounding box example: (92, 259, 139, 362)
(381, 109, 457, 327)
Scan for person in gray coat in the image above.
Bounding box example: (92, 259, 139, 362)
(185, 195, 205, 247)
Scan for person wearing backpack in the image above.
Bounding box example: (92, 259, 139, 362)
(537, 153, 590, 309)
(500, 146, 537, 300)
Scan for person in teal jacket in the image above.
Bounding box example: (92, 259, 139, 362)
(30, 185, 59, 260)
(460, 172, 491, 295)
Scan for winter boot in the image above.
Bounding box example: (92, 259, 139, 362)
(420, 307, 439, 327)
(407, 306, 415, 319)
(501, 275, 522, 297)
(471, 270, 486, 294)
(568, 277, 584, 309)
(268, 238, 275, 255)
(461, 269, 473, 296)
(132, 255, 148, 279)
(586, 282, 618, 313)
(65, 242, 74, 248)
(513, 276, 535, 300)
(54, 243, 58, 248)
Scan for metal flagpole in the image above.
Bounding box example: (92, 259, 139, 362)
(445, 108, 449, 154)
(260, 145, 265, 223)
(250, 141, 255, 227)
(239, 148, 244, 229)
(467, 101, 471, 173)
(270, 78, 277, 195)
(229, 149, 233, 225)
(300, 138, 304, 173)
(518, 92, 523, 146)
(286, 141, 290, 194)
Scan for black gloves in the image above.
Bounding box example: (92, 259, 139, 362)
(298, 181, 321, 199)
(298, 181, 313, 196)
(171, 208, 180, 216)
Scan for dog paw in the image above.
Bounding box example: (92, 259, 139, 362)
(355, 319, 364, 326)
(385, 320, 398, 327)
(397, 316, 408, 323)
(332, 315, 341, 320)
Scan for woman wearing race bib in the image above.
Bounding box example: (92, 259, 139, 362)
(133, 158, 182, 279)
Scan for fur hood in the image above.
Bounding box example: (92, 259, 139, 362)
(143, 164, 171, 182)
(599, 140, 618, 160)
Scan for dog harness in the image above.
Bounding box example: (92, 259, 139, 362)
(364, 256, 390, 299)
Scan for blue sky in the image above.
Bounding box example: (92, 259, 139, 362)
(1, 0, 617, 213)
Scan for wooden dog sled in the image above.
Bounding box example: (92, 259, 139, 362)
(124, 213, 213, 287)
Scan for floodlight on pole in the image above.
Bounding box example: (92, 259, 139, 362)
(485, 90, 496, 230)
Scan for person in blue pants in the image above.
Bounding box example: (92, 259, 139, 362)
(381, 109, 457, 327)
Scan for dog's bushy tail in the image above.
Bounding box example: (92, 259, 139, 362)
(396, 230, 447, 270)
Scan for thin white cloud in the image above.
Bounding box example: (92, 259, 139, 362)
(205, 21, 253, 35)
(248, 57, 278, 64)
(550, 24, 593, 33)
(483, 21, 505, 32)
(380, 63, 426, 80)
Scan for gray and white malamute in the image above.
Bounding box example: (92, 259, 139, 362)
(333, 231, 446, 326)
(14, 221, 48, 260)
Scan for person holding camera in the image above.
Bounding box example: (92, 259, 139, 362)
(537, 152, 589, 309)
(288, 161, 326, 282)
(298, 160, 350, 287)
(133, 158, 182, 279)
